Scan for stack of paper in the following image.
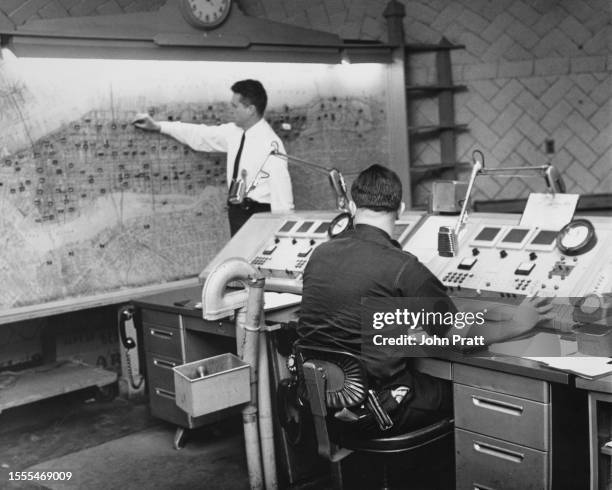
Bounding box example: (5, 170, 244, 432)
(525, 356, 612, 379)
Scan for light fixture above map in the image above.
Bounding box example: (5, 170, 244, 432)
(0, 0, 394, 64)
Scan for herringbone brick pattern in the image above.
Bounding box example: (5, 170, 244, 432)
(0, 0, 165, 27)
(411, 67, 610, 203)
(404, 0, 610, 205)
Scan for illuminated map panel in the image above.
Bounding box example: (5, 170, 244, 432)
(0, 59, 389, 312)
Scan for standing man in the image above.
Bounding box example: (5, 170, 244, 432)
(133, 79, 294, 235)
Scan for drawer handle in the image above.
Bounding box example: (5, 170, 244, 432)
(472, 395, 524, 416)
(154, 388, 175, 400)
(474, 486, 496, 490)
(153, 358, 177, 369)
(150, 328, 174, 339)
(473, 441, 524, 463)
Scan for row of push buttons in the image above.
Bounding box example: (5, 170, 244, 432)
(514, 278, 532, 291)
(442, 272, 472, 284)
(294, 259, 308, 269)
(251, 256, 270, 266)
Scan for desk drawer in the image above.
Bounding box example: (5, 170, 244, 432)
(141, 309, 179, 328)
(181, 315, 235, 338)
(454, 384, 549, 451)
(143, 322, 183, 359)
(149, 386, 190, 427)
(456, 428, 548, 490)
(146, 354, 181, 391)
(453, 363, 549, 402)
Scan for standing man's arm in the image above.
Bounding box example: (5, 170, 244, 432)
(133, 113, 230, 153)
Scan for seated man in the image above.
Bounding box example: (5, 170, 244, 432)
(297, 164, 552, 436)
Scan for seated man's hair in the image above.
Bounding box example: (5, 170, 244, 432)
(231, 79, 268, 116)
(351, 164, 402, 212)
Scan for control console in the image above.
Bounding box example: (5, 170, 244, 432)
(201, 210, 425, 293)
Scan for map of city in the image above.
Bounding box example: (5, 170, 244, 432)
(0, 59, 388, 313)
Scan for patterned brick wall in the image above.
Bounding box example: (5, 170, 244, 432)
(242, 0, 611, 203)
(0, 0, 165, 28)
(0, 0, 609, 204)
(402, 0, 611, 205)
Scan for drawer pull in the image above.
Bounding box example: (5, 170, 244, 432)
(149, 328, 174, 339)
(153, 358, 177, 369)
(473, 441, 524, 463)
(472, 395, 524, 416)
(154, 388, 175, 400)
(474, 486, 496, 490)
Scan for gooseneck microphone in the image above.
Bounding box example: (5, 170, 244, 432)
(438, 150, 484, 257)
(269, 143, 351, 213)
(328, 169, 350, 212)
(437, 226, 458, 258)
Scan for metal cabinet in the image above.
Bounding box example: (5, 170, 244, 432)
(139, 307, 236, 433)
(453, 364, 552, 490)
(586, 391, 612, 489)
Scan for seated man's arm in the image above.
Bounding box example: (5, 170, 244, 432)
(400, 262, 553, 346)
(452, 295, 554, 344)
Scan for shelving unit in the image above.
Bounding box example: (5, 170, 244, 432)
(404, 37, 469, 200)
(0, 361, 117, 413)
(383, 0, 471, 206)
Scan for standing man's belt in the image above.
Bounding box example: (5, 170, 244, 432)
(228, 197, 265, 210)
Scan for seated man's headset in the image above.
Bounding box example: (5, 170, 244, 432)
(328, 199, 406, 239)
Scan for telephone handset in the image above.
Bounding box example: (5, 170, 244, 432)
(118, 306, 144, 389)
(119, 307, 136, 349)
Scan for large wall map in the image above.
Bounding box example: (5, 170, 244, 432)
(0, 59, 389, 313)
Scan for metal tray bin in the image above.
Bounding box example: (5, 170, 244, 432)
(173, 353, 250, 417)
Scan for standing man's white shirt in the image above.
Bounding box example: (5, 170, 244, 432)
(158, 118, 294, 212)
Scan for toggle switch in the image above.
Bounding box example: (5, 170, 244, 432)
(297, 247, 313, 258)
(515, 262, 535, 276)
(262, 245, 277, 256)
(458, 257, 477, 270)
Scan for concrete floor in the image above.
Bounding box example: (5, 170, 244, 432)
(0, 387, 452, 489)
(0, 388, 250, 489)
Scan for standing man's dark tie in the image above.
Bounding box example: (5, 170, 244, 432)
(229, 131, 246, 193)
(227, 131, 269, 236)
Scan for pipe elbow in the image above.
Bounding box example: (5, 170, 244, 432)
(202, 258, 264, 320)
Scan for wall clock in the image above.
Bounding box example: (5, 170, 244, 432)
(180, 0, 233, 29)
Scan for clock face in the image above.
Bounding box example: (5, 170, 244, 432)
(181, 0, 232, 29)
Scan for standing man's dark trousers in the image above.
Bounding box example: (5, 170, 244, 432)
(228, 198, 271, 236)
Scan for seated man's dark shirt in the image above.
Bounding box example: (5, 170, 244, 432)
(297, 223, 455, 392)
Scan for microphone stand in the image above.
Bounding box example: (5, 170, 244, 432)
(438, 150, 567, 257)
(269, 143, 351, 213)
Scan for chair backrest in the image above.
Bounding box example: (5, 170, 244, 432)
(295, 344, 369, 462)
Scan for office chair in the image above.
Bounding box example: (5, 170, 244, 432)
(294, 344, 454, 490)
